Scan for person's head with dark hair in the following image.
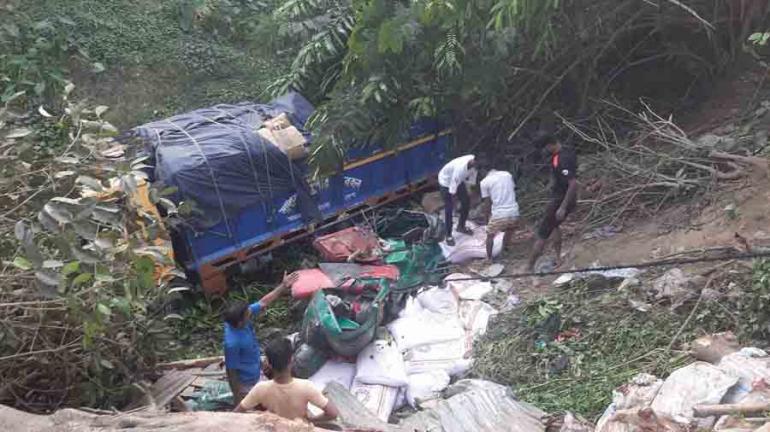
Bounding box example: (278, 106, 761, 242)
(265, 337, 293, 374)
(534, 132, 560, 155)
(474, 154, 490, 170)
(490, 157, 509, 172)
(223, 300, 251, 328)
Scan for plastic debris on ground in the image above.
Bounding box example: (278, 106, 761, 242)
(439, 221, 505, 264)
(596, 337, 770, 432)
(186, 380, 233, 412)
(718, 348, 770, 403)
(552, 267, 641, 288)
(649, 267, 707, 310)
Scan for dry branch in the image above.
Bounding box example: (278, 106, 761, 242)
(693, 402, 770, 418)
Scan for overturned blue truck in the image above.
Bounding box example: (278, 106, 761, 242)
(129, 93, 451, 295)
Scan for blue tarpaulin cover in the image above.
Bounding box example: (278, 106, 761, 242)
(129, 92, 321, 231)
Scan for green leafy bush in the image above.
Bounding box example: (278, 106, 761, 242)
(1, 85, 185, 410)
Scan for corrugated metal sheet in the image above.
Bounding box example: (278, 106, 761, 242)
(399, 380, 546, 432)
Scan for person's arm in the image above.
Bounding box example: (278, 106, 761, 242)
(233, 383, 263, 413)
(306, 386, 339, 423)
(309, 399, 339, 423)
(481, 197, 492, 223)
(556, 178, 577, 221)
(258, 272, 298, 310)
(479, 179, 491, 222)
(448, 173, 460, 195)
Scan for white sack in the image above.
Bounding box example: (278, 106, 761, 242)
(309, 360, 356, 392)
(416, 287, 458, 315)
(355, 339, 408, 387)
(350, 380, 399, 422)
(458, 300, 497, 339)
(387, 311, 465, 351)
(445, 274, 493, 300)
(718, 348, 770, 403)
(399, 295, 425, 318)
(406, 370, 451, 407)
(650, 362, 738, 424)
(594, 373, 663, 432)
(404, 338, 472, 376)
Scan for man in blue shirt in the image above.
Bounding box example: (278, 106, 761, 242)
(223, 272, 298, 405)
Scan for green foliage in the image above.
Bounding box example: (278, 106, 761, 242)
(740, 259, 770, 339)
(1, 86, 189, 409)
(0, 4, 79, 106)
(273, 0, 755, 174)
(749, 32, 770, 46)
(16, 0, 291, 127)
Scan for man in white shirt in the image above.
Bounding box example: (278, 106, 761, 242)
(438, 155, 478, 245)
(480, 161, 520, 260)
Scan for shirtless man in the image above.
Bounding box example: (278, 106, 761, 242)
(234, 338, 339, 423)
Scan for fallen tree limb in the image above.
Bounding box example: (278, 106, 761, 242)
(709, 151, 769, 175)
(0, 404, 332, 432)
(156, 356, 223, 370)
(693, 402, 770, 418)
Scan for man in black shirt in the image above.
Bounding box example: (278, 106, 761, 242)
(528, 133, 578, 272)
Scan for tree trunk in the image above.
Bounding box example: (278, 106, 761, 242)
(0, 405, 332, 432)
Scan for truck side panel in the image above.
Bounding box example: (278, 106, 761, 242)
(183, 131, 450, 295)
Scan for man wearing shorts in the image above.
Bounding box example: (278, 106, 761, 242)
(528, 133, 578, 272)
(480, 163, 520, 261)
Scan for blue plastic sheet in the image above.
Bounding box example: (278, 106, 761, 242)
(128, 92, 321, 230)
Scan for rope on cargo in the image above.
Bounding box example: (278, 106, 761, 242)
(441, 249, 770, 282)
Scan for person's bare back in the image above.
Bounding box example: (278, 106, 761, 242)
(240, 378, 328, 421)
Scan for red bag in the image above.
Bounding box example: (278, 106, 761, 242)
(312, 227, 381, 263)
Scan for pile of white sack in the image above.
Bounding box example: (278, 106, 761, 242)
(308, 273, 498, 422)
(597, 333, 770, 432)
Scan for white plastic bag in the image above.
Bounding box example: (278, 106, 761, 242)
(718, 347, 770, 403)
(399, 295, 425, 318)
(355, 339, 409, 387)
(445, 274, 493, 300)
(458, 300, 497, 338)
(350, 380, 399, 422)
(650, 362, 738, 424)
(595, 373, 663, 432)
(406, 370, 451, 407)
(416, 287, 458, 314)
(309, 360, 356, 392)
(387, 311, 465, 351)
